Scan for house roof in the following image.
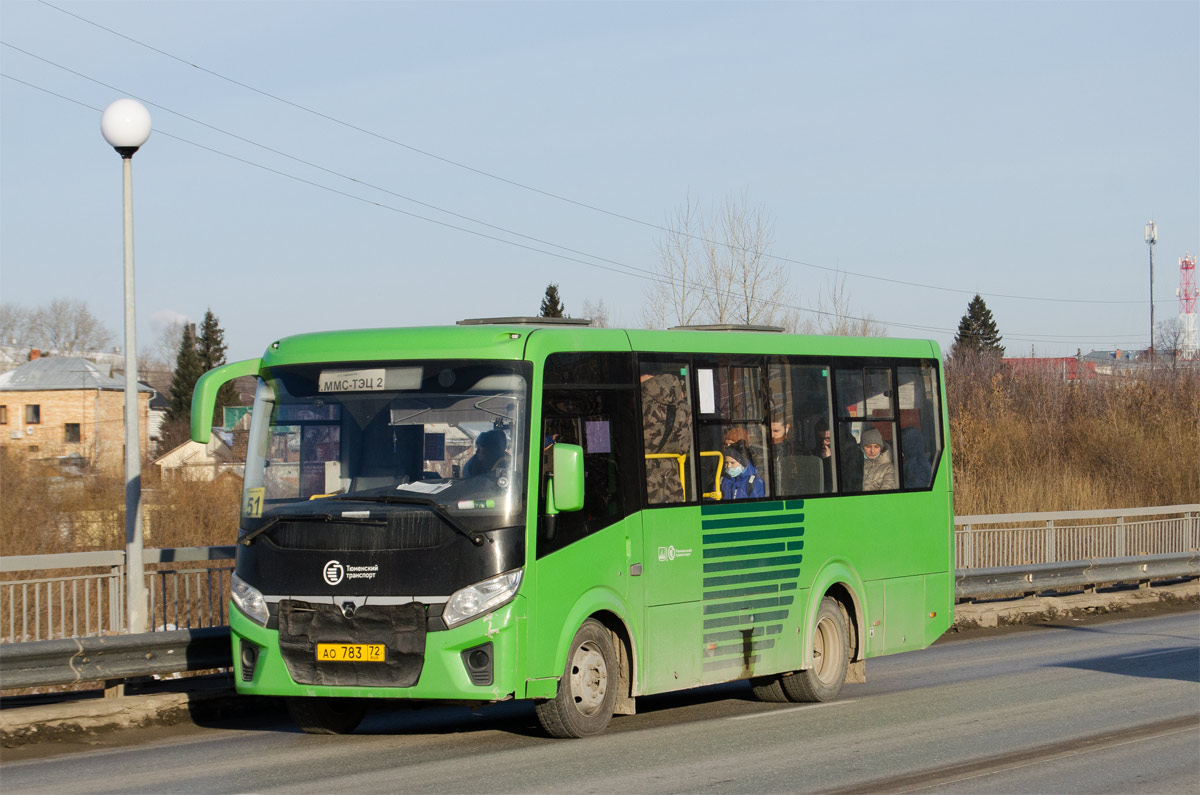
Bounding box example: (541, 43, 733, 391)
(0, 357, 155, 393)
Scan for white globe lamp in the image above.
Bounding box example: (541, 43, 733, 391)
(101, 98, 152, 156)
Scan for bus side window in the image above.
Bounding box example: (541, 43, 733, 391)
(769, 360, 833, 496)
(834, 366, 899, 493)
(640, 360, 694, 504)
(692, 358, 767, 501)
(897, 363, 942, 489)
(538, 353, 639, 558)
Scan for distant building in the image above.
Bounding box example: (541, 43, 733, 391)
(0, 352, 153, 471)
(152, 434, 238, 481)
(1003, 357, 1096, 381)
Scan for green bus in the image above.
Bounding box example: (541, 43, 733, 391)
(192, 319, 953, 737)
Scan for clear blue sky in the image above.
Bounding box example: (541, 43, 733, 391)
(2, 0, 1197, 361)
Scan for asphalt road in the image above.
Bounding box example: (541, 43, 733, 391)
(3, 612, 1197, 794)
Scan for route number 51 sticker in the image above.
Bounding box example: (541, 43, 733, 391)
(244, 487, 265, 518)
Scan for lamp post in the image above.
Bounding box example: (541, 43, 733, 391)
(1145, 220, 1157, 362)
(101, 98, 151, 636)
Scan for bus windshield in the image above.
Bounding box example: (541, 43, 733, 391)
(239, 360, 529, 530)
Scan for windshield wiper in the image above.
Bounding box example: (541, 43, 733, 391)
(239, 510, 336, 546)
(332, 493, 487, 546)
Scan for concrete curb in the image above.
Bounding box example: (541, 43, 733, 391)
(952, 581, 1199, 628)
(0, 688, 278, 748)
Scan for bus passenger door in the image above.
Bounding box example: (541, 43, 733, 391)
(530, 353, 643, 690)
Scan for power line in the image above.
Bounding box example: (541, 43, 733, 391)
(0, 73, 1158, 349)
(31, 1, 1164, 308)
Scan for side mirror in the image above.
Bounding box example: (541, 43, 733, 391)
(191, 358, 262, 443)
(545, 443, 584, 515)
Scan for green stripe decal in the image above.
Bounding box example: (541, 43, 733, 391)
(703, 610, 789, 629)
(703, 542, 787, 558)
(703, 625, 782, 643)
(703, 554, 804, 573)
(703, 568, 801, 588)
(700, 500, 786, 516)
(709, 639, 776, 657)
(694, 498, 811, 675)
(702, 527, 804, 544)
(703, 656, 761, 673)
(703, 595, 794, 615)
(701, 514, 804, 530)
(703, 583, 781, 601)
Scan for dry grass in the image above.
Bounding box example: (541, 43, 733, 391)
(947, 358, 1200, 516)
(0, 451, 241, 557)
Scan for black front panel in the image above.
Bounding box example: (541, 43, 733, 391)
(277, 600, 425, 687)
(236, 514, 523, 597)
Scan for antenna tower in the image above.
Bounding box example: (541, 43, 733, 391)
(1179, 252, 1198, 358)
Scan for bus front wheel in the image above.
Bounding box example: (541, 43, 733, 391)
(286, 696, 366, 734)
(781, 596, 850, 703)
(535, 619, 617, 738)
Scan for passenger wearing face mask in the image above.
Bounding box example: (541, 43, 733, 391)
(720, 442, 765, 500)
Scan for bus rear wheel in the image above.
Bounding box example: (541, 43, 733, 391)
(535, 619, 618, 738)
(286, 696, 366, 734)
(781, 596, 850, 703)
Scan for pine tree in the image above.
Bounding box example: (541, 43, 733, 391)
(951, 294, 1005, 359)
(197, 309, 237, 425)
(166, 323, 202, 424)
(539, 283, 565, 318)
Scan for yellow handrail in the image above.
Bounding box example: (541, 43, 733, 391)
(698, 451, 725, 500)
(644, 452, 688, 498)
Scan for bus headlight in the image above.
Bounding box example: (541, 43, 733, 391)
(231, 573, 269, 626)
(443, 570, 523, 628)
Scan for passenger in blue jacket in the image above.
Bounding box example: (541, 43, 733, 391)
(720, 443, 765, 500)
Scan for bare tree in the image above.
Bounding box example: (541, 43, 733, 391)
(28, 299, 115, 354)
(1155, 318, 1185, 371)
(0, 303, 34, 347)
(580, 298, 612, 329)
(801, 271, 887, 337)
(646, 192, 796, 330)
(644, 195, 705, 328)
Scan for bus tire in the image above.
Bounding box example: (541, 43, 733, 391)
(782, 596, 850, 703)
(535, 619, 617, 738)
(286, 696, 366, 734)
(750, 675, 789, 702)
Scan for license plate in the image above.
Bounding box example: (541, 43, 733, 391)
(316, 643, 386, 662)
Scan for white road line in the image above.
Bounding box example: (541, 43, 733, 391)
(729, 699, 856, 720)
(1117, 648, 1189, 659)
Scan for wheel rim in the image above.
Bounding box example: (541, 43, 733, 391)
(812, 616, 844, 686)
(569, 641, 608, 716)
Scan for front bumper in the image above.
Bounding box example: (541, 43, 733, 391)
(230, 597, 523, 701)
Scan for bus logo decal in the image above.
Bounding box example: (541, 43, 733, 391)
(323, 560, 345, 586)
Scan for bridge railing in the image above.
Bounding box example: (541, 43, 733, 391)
(954, 504, 1199, 569)
(2, 505, 1197, 645)
(0, 547, 235, 644)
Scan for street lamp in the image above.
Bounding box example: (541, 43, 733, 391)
(1145, 220, 1157, 361)
(101, 98, 151, 635)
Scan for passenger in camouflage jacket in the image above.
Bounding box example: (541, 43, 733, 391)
(640, 372, 691, 503)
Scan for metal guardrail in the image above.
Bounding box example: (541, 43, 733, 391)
(954, 505, 1199, 569)
(955, 551, 1199, 600)
(0, 627, 231, 689)
(0, 547, 235, 643)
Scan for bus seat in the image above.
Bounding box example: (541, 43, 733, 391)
(777, 454, 822, 495)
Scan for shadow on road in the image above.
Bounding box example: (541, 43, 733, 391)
(1053, 647, 1199, 683)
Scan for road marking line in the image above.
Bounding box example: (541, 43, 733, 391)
(729, 699, 856, 720)
(1117, 649, 1186, 659)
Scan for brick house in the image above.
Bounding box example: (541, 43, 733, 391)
(0, 354, 153, 471)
